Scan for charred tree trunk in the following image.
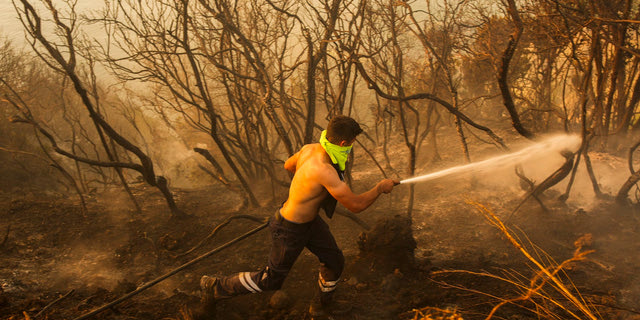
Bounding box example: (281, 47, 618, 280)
(17, 0, 184, 218)
(87, 63, 141, 214)
(452, 93, 471, 163)
(617, 171, 640, 205)
(264, 0, 342, 145)
(583, 143, 604, 198)
(602, 24, 627, 141)
(498, 0, 534, 140)
(616, 139, 640, 205)
(205, 2, 294, 156)
(304, 31, 317, 144)
(177, 1, 259, 207)
(50, 151, 89, 216)
(207, 131, 260, 207)
(562, 29, 598, 202)
(109, 139, 142, 214)
(620, 60, 640, 134)
(2, 81, 89, 215)
(193, 148, 232, 187)
(194, 146, 258, 207)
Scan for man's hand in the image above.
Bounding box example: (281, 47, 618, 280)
(377, 179, 400, 194)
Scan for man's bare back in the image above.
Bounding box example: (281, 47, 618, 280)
(280, 144, 336, 223)
(280, 143, 399, 223)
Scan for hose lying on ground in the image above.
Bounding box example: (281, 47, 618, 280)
(73, 218, 269, 320)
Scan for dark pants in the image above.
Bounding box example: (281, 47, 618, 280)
(212, 209, 344, 299)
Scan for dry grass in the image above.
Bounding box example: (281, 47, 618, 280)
(426, 201, 602, 320)
(407, 306, 464, 320)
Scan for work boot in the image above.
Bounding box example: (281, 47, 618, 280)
(199, 275, 218, 314)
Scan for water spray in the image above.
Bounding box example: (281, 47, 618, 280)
(400, 135, 582, 185)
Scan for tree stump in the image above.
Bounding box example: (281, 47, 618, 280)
(355, 214, 416, 274)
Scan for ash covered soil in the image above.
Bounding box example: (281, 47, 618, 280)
(2, 150, 640, 320)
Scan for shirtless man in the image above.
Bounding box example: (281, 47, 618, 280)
(199, 115, 399, 318)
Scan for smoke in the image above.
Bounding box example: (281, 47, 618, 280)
(49, 244, 126, 291)
(155, 140, 209, 189)
(557, 151, 631, 209)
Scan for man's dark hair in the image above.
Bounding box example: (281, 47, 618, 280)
(326, 115, 363, 143)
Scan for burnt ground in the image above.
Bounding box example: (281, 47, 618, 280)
(2, 149, 640, 320)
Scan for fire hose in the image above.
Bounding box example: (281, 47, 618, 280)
(73, 218, 269, 320)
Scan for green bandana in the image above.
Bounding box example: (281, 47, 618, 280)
(319, 130, 352, 171)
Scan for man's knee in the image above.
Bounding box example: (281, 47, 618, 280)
(260, 266, 288, 291)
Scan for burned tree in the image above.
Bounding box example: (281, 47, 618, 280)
(13, 0, 183, 218)
(96, 0, 375, 208)
(497, 0, 535, 140)
(616, 139, 640, 205)
(353, 0, 507, 219)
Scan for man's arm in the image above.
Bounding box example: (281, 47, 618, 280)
(320, 166, 398, 213)
(284, 151, 301, 173)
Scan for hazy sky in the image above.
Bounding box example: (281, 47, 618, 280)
(0, 1, 104, 46)
(0, 1, 25, 43)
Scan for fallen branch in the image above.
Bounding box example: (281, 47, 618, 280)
(514, 167, 549, 212)
(507, 150, 575, 221)
(35, 290, 74, 318)
(72, 219, 269, 320)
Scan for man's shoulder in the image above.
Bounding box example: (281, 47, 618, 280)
(297, 147, 334, 174)
(300, 143, 322, 152)
(299, 157, 333, 173)
(298, 143, 325, 161)
(307, 160, 341, 184)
